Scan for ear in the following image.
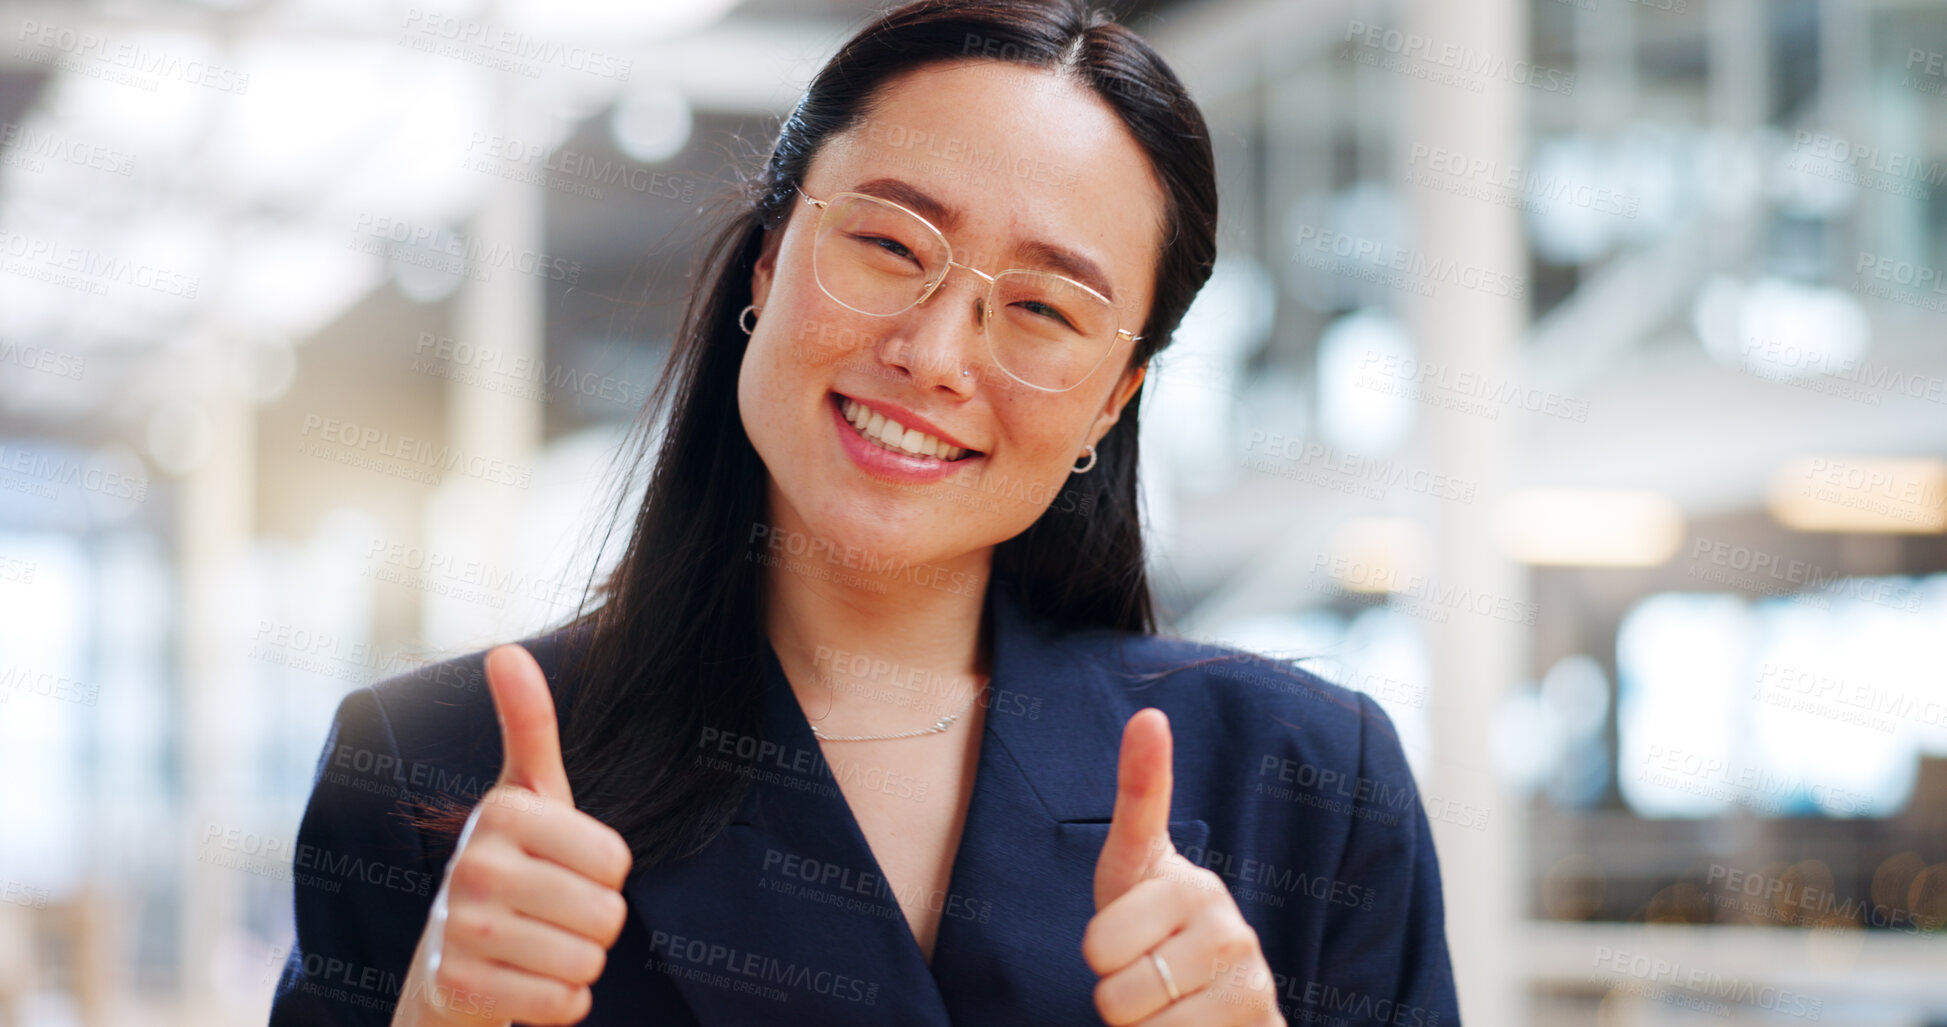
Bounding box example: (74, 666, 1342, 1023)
(1086, 359, 1148, 450)
(749, 219, 788, 313)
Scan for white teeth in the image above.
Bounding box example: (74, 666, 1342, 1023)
(836, 396, 969, 461)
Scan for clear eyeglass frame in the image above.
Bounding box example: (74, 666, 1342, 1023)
(792, 184, 1141, 393)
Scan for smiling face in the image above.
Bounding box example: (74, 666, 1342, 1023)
(740, 58, 1167, 579)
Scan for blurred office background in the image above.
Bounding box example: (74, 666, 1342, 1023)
(1, 0, 1944, 1023)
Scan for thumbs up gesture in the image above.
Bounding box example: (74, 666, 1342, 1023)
(394, 645, 634, 1027)
(1081, 709, 1285, 1026)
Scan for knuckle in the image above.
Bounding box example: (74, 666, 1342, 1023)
(599, 890, 629, 942)
(431, 957, 478, 1000)
(542, 983, 592, 1025)
(573, 940, 608, 984)
(1216, 932, 1252, 964)
(466, 910, 500, 945)
(1078, 925, 1111, 974)
(599, 828, 634, 883)
(448, 854, 488, 896)
(446, 905, 496, 947)
(449, 846, 507, 897)
(1213, 920, 1257, 963)
(1092, 979, 1134, 1026)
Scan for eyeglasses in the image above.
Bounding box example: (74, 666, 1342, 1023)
(794, 185, 1141, 393)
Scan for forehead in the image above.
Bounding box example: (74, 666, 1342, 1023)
(811, 59, 1166, 310)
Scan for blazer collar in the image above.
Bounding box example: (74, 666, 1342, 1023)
(968, 578, 1130, 821)
(736, 576, 1131, 826)
(620, 631, 949, 1024)
(616, 577, 1205, 1024)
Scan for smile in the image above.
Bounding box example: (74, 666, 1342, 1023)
(836, 395, 976, 461)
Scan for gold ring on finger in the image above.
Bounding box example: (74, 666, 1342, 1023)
(1148, 948, 1182, 1003)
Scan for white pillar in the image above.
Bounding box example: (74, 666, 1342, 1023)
(176, 338, 256, 1026)
(1400, 0, 1530, 1022)
(430, 83, 548, 648)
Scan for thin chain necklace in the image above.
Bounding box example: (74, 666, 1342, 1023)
(809, 679, 986, 742)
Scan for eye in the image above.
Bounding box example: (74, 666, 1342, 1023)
(1013, 298, 1078, 330)
(873, 237, 918, 260)
(851, 233, 920, 264)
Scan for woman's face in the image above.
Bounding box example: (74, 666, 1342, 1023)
(741, 59, 1166, 578)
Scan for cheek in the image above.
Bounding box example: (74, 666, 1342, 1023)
(987, 394, 1092, 471)
(738, 328, 803, 458)
(764, 259, 878, 372)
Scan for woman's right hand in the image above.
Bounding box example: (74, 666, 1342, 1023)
(393, 644, 634, 1027)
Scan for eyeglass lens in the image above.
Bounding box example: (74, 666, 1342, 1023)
(809, 192, 1119, 391)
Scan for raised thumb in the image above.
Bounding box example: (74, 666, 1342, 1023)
(1093, 708, 1175, 911)
(486, 643, 573, 805)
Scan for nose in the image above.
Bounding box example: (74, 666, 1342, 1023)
(876, 262, 989, 396)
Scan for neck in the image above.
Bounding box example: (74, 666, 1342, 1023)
(759, 495, 994, 738)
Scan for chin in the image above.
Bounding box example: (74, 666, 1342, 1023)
(808, 495, 946, 567)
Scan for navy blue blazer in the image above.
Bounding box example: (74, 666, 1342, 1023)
(268, 581, 1460, 1025)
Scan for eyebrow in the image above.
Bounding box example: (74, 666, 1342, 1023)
(849, 177, 1122, 305)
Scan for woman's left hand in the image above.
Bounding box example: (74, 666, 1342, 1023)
(1083, 709, 1285, 1027)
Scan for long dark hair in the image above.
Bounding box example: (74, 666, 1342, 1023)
(416, 0, 1217, 871)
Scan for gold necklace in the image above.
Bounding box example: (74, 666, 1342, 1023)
(810, 679, 986, 742)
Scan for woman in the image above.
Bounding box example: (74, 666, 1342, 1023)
(269, 1, 1460, 1025)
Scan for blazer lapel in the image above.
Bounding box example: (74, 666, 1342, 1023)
(622, 644, 951, 1026)
(927, 582, 1211, 1022)
(620, 580, 1209, 1024)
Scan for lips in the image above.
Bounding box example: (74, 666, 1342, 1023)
(834, 394, 979, 461)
